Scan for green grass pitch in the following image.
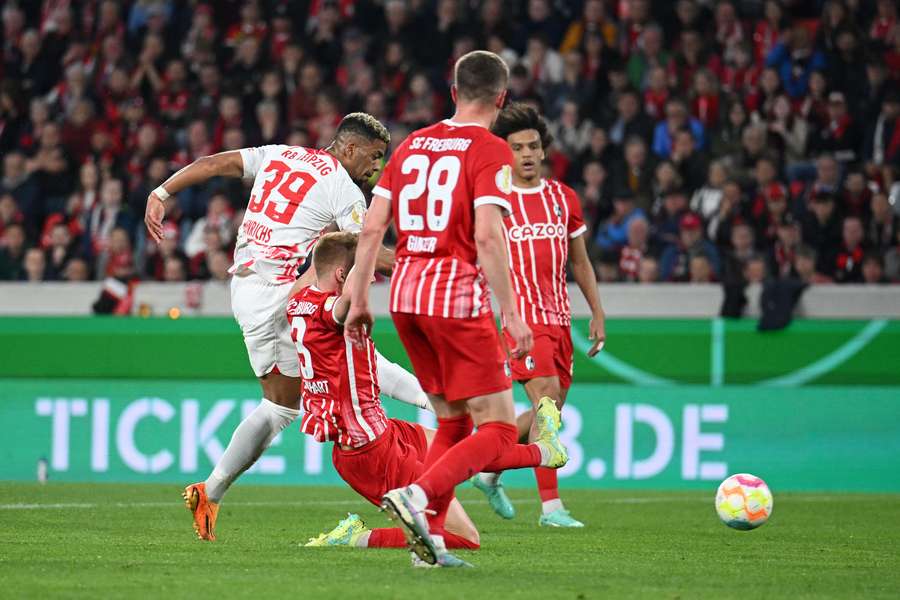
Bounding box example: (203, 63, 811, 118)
(2, 483, 899, 599)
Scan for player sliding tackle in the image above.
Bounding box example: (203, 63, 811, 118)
(288, 232, 564, 556)
(345, 51, 568, 568)
(144, 114, 429, 541)
(471, 103, 606, 528)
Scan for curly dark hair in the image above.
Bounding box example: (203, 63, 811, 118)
(334, 112, 390, 145)
(491, 102, 553, 149)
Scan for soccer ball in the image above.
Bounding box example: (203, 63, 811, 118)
(715, 473, 773, 530)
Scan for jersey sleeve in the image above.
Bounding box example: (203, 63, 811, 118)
(333, 177, 367, 233)
(471, 135, 514, 214)
(371, 154, 395, 200)
(562, 183, 587, 239)
(239, 145, 286, 180)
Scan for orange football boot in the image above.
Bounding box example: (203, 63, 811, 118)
(182, 483, 219, 541)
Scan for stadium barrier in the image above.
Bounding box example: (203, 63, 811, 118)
(2, 282, 900, 318)
(1, 316, 898, 491)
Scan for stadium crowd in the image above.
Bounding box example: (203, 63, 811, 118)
(1, 0, 899, 287)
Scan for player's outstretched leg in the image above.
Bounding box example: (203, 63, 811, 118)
(305, 513, 369, 547)
(186, 390, 299, 540)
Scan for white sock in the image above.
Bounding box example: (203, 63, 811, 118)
(537, 442, 551, 466)
(542, 498, 564, 515)
(479, 472, 501, 486)
(375, 351, 430, 409)
(353, 531, 371, 548)
(406, 483, 429, 510)
(205, 398, 300, 503)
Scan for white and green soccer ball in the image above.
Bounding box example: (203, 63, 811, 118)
(715, 473, 773, 530)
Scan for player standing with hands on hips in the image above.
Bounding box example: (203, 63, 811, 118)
(345, 51, 569, 568)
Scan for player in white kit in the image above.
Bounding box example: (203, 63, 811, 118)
(144, 113, 428, 540)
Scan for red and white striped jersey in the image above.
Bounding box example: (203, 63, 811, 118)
(373, 120, 514, 319)
(286, 286, 388, 448)
(231, 145, 367, 284)
(504, 179, 587, 326)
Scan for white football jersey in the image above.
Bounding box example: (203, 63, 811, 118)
(230, 145, 366, 283)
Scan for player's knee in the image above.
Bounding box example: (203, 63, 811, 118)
(260, 373, 301, 409)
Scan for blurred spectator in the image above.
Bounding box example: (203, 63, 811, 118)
(651, 97, 705, 159)
(637, 256, 659, 283)
(618, 215, 657, 282)
(765, 25, 826, 99)
(802, 192, 843, 274)
(691, 161, 727, 222)
(608, 88, 655, 147)
(809, 91, 863, 164)
(743, 255, 768, 284)
(689, 254, 715, 283)
(626, 23, 670, 90)
(22, 247, 46, 282)
(549, 100, 593, 162)
(832, 216, 867, 283)
(63, 257, 91, 282)
(0, 0, 893, 289)
(0, 222, 27, 280)
(163, 255, 187, 282)
(595, 189, 646, 252)
(611, 136, 654, 212)
(44, 221, 76, 280)
(659, 212, 720, 282)
(722, 223, 757, 286)
(868, 192, 899, 252)
(770, 216, 802, 281)
(862, 253, 888, 284)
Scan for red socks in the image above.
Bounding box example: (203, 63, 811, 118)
(535, 467, 560, 502)
(483, 442, 542, 472)
(416, 420, 519, 500)
(423, 414, 474, 469)
(367, 528, 479, 550)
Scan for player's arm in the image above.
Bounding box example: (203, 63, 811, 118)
(474, 204, 533, 358)
(144, 150, 244, 242)
(569, 234, 606, 357)
(345, 195, 392, 347)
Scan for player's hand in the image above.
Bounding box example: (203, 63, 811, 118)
(587, 311, 606, 357)
(344, 303, 374, 349)
(144, 192, 166, 243)
(503, 311, 533, 359)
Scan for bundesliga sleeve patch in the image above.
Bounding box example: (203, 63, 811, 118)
(495, 165, 513, 195)
(350, 203, 365, 226)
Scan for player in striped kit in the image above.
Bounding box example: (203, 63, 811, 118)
(293, 232, 562, 557)
(345, 51, 568, 568)
(471, 103, 606, 528)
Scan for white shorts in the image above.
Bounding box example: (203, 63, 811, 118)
(230, 271, 300, 378)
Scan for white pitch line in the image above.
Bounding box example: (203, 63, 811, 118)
(0, 497, 698, 511)
(0, 494, 884, 511)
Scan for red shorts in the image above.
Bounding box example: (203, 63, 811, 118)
(503, 323, 574, 389)
(392, 312, 511, 402)
(332, 419, 428, 507)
